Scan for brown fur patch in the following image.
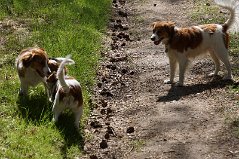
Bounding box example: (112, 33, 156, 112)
(223, 33, 229, 49)
(221, 25, 230, 49)
(59, 85, 83, 107)
(20, 48, 49, 77)
(22, 53, 33, 67)
(48, 59, 68, 74)
(200, 24, 217, 34)
(48, 60, 59, 72)
(153, 21, 175, 40)
(170, 27, 202, 52)
(46, 72, 57, 83)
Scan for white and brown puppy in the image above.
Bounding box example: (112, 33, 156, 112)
(150, 2, 238, 86)
(48, 57, 68, 76)
(16, 47, 51, 95)
(46, 55, 83, 129)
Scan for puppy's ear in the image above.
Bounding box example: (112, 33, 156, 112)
(166, 21, 175, 27)
(22, 54, 33, 67)
(150, 22, 156, 28)
(47, 71, 57, 83)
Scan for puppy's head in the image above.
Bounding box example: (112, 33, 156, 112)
(46, 71, 58, 99)
(21, 48, 50, 77)
(48, 58, 68, 74)
(48, 58, 60, 73)
(150, 21, 175, 45)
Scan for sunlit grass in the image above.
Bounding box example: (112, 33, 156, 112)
(0, 0, 111, 158)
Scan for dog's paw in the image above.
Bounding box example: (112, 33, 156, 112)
(52, 116, 59, 123)
(208, 72, 217, 77)
(164, 79, 173, 84)
(175, 82, 184, 87)
(19, 89, 27, 96)
(223, 75, 233, 80)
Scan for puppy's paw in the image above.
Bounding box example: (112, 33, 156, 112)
(164, 79, 173, 84)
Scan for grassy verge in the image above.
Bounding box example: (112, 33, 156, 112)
(0, 0, 111, 158)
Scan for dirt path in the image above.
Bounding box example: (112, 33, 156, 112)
(83, 0, 239, 159)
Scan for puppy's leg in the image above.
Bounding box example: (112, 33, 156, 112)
(177, 55, 188, 86)
(52, 93, 63, 122)
(209, 51, 220, 76)
(214, 47, 232, 80)
(73, 105, 83, 130)
(164, 54, 176, 84)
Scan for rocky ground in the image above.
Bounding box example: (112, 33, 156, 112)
(83, 0, 239, 159)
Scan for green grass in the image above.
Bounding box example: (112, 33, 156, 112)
(0, 0, 111, 158)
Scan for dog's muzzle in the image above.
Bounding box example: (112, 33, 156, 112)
(151, 34, 161, 45)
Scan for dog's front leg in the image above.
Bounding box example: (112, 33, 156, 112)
(164, 54, 176, 84)
(52, 93, 62, 122)
(177, 56, 188, 86)
(19, 80, 29, 96)
(42, 79, 50, 101)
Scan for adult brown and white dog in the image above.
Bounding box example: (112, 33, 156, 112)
(16, 47, 51, 95)
(150, 1, 238, 86)
(46, 55, 83, 129)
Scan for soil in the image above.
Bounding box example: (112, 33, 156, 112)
(83, 0, 239, 159)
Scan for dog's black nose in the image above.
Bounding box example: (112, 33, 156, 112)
(151, 37, 155, 41)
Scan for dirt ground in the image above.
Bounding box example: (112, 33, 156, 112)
(83, 0, 239, 159)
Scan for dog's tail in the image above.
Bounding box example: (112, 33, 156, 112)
(214, 0, 239, 32)
(57, 55, 75, 92)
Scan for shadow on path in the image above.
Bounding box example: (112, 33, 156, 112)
(157, 78, 236, 102)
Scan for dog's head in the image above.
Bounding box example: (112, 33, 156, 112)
(150, 21, 175, 45)
(46, 71, 58, 100)
(20, 48, 50, 77)
(48, 58, 60, 73)
(48, 57, 68, 74)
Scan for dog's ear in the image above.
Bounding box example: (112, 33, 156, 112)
(46, 71, 57, 83)
(164, 21, 175, 34)
(150, 22, 156, 28)
(32, 54, 43, 63)
(22, 54, 33, 67)
(167, 21, 175, 27)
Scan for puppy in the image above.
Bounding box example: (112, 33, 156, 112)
(48, 57, 68, 73)
(16, 47, 51, 95)
(46, 55, 83, 129)
(150, 2, 237, 86)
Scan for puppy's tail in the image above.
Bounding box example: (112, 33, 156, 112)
(57, 55, 75, 92)
(214, 0, 239, 32)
